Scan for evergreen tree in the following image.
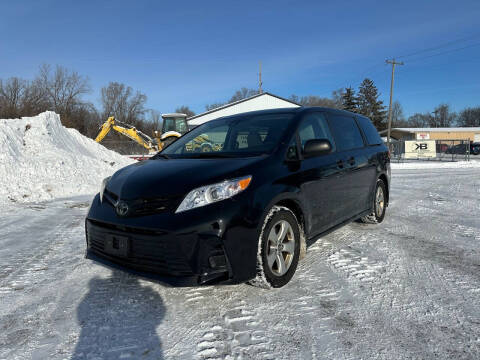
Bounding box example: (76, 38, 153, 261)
(357, 78, 387, 129)
(341, 87, 357, 113)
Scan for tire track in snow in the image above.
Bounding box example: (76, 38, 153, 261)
(0, 212, 85, 294)
(195, 300, 274, 359)
(0, 201, 89, 360)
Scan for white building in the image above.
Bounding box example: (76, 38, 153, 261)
(188, 92, 300, 126)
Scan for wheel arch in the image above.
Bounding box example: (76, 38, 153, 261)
(257, 194, 308, 260)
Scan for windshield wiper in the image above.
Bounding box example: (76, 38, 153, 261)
(187, 153, 240, 158)
(152, 153, 170, 160)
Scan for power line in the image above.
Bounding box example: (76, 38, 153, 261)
(397, 32, 480, 59)
(404, 42, 480, 63)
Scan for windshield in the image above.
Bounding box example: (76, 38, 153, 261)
(160, 113, 295, 158)
(163, 118, 188, 134)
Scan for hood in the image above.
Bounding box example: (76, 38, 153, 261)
(106, 156, 266, 200)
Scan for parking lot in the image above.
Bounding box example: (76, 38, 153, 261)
(1, 166, 479, 359)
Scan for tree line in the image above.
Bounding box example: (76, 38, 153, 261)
(1, 65, 479, 153)
(0, 65, 169, 153)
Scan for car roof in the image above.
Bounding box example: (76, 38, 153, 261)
(205, 106, 362, 122)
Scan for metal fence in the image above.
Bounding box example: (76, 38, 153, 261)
(390, 139, 473, 162)
(99, 140, 150, 155)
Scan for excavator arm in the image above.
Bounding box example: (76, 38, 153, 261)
(95, 116, 115, 143)
(111, 125, 154, 151)
(95, 116, 158, 153)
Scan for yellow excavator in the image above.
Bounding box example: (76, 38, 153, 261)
(95, 113, 189, 153)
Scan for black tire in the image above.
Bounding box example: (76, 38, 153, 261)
(359, 179, 387, 224)
(201, 144, 213, 152)
(249, 206, 301, 288)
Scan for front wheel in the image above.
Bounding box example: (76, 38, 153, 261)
(359, 179, 387, 224)
(249, 206, 300, 288)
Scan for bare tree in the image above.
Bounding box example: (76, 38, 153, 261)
(22, 78, 49, 116)
(457, 107, 480, 127)
(205, 102, 226, 111)
(0, 77, 50, 118)
(38, 64, 90, 117)
(289, 95, 337, 107)
(331, 88, 345, 109)
(0, 77, 27, 118)
(392, 101, 408, 127)
(144, 110, 162, 136)
(430, 104, 456, 127)
(175, 105, 195, 118)
(289, 94, 300, 104)
(100, 82, 147, 125)
(205, 87, 259, 111)
(407, 113, 432, 127)
(229, 87, 259, 103)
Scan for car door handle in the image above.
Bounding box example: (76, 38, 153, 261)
(336, 160, 344, 169)
(347, 157, 355, 166)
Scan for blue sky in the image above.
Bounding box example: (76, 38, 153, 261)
(1, 0, 479, 117)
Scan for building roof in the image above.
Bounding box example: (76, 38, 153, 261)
(386, 127, 480, 133)
(187, 92, 301, 123)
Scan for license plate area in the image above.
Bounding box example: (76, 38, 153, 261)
(104, 234, 130, 258)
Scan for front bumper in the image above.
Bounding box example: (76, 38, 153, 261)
(85, 193, 260, 285)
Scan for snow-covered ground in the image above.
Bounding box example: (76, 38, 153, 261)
(1, 167, 479, 360)
(0, 112, 133, 204)
(391, 159, 480, 170)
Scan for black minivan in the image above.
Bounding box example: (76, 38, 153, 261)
(86, 107, 390, 288)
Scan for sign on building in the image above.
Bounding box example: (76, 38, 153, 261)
(404, 140, 436, 159)
(416, 132, 430, 140)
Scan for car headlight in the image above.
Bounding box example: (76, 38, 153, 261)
(176, 175, 252, 213)
(99, 176, 111, 203)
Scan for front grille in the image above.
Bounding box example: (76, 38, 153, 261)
(87, 220, 193, 276)
(131, 198, 179, 216)
(104, 189, 181, 217)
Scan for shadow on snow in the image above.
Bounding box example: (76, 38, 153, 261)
(72, 270, 165, 359)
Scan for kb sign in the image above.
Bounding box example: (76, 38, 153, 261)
(405, 140, 436, 159)
(415, 143, 428, 150)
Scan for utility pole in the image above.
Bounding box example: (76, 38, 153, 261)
(258, 61, 263, 94)
(386, 59, 404, 150)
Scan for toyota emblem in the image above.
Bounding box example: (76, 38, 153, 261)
(115, 201, 129, 216)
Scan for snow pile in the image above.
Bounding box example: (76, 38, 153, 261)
(391, 160, 480, 170)
(0, 111, 134, 203)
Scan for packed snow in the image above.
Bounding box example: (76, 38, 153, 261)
(0, 111, 133, 204)
(391, 160, 480, 170)
(1, 166, 479, 359)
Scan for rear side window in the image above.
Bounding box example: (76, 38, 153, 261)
(327, 115, 365, 152)
(356, 116, 383, 145)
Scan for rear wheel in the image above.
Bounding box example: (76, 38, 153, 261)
(359, 179, 387, 224)
(249, 206, 300, 288)
(201, 144, 213, 152)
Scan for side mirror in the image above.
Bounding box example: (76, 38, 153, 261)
(303, 139, 332, 158)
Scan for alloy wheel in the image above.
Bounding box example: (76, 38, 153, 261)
(266, 220, 295, 276)
(375, 186, 385, 218)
